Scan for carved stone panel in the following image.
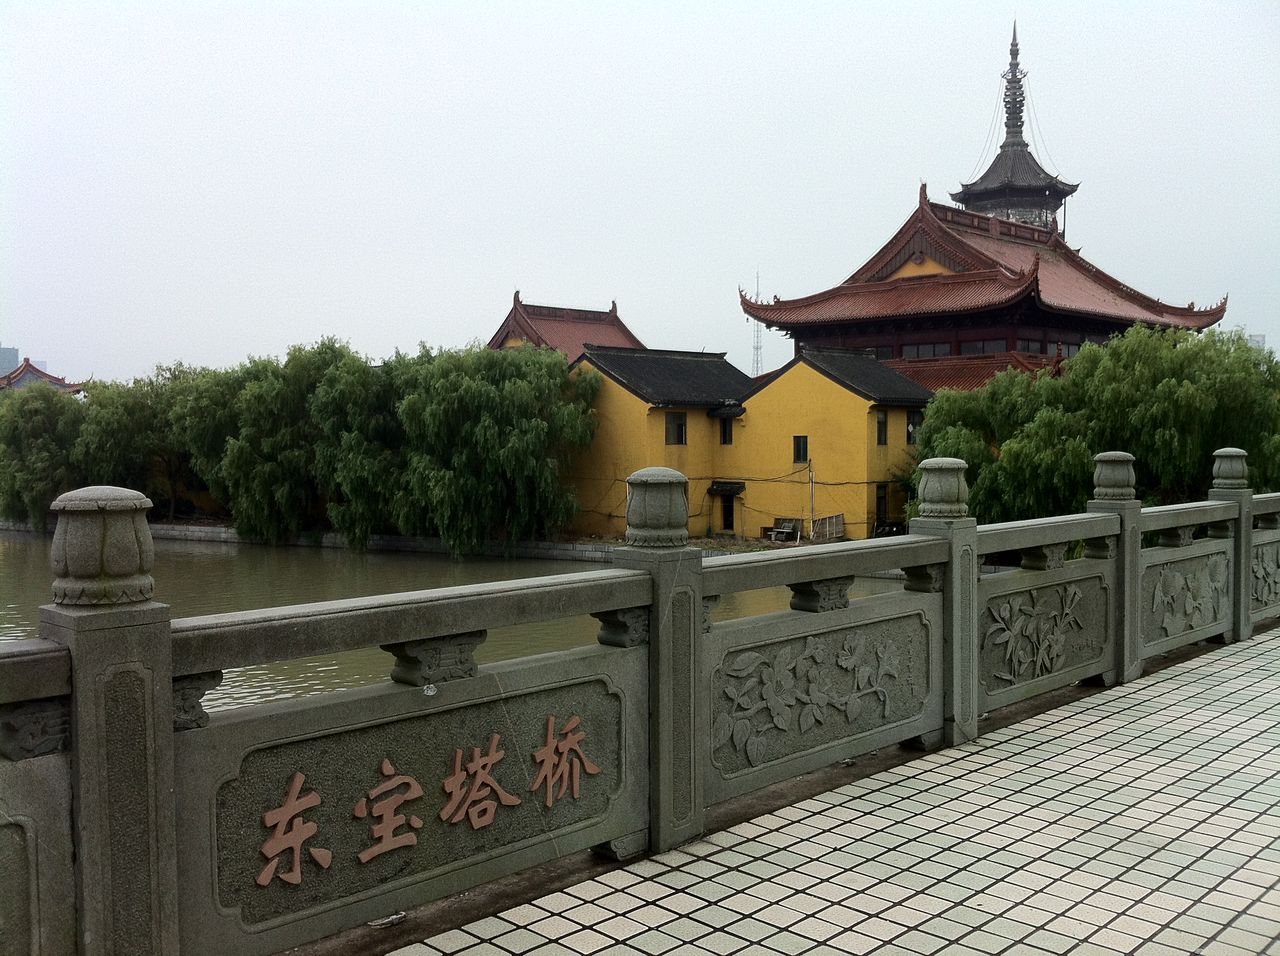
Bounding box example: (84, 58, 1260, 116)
(214, 680, 627, 927)
(1252, 542, 1280, 612)
(0, 697, 70, 761)
(710, 614, 930, 774)
(980, 578, 1106, 690)
(1141, 553, 1230, 645)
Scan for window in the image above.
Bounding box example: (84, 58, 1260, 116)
(665, 412, 687, 446)
(876, 484, 889, 524)
(901, 342, 951, 359)
(719, 417, 733, 445)
(1016, 338, 1045, 354)
(876, 409, 888, 446)
(907, 409, 924, 445)
(793, 435, 808, 463)
(874, 345, 894, 360)
(960, 338, 1007, 355)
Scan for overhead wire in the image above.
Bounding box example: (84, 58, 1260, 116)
(964, 75, 1007, 184)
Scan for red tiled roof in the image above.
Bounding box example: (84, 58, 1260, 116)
(741, 268, 1035, 326)
(487, 292, 644, 364)
(742, 191, 1226, 333)
(885, 352, 1057, 392)
(0, 357, 86, 393)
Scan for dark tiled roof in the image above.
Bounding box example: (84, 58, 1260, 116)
(578, 346, 753, 407)
(798, 348, 934, 406)
(952, 144, 1077, 204)
(886, 351, 1057, 391)
(487, 292, 644, 364)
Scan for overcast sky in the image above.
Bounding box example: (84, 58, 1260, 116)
(4, 2, 1278, 384)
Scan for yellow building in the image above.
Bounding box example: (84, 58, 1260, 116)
(566, 346, 753, 537)
(567, 345, 932, 541)
(724, 348, 932, 540)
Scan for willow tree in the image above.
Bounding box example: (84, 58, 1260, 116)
(917, 327, 1280, 522)
(395, 346, 600, 555)
(0, 384, 87, 528)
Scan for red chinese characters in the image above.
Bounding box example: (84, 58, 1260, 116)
(354, 758, 425, 863)
(531, 714, 602, 808)
(257, 772, 333, 886)
(439, 732, 523, 829)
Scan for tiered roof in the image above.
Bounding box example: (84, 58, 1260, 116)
(951, 25, 1078, 222)
(740, 187, 1227, 333)
(0, 357, 85, 393)
(488, 291, 644, 364)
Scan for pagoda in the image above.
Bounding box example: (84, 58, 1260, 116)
(741, 27, 1226, 388)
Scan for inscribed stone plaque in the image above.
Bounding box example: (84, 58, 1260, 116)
(216, 680, 623, 926)
(0, 822, 32, 955)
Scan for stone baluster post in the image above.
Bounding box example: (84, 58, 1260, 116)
(1208, 448, 1252, 644)
(1086, 452, 1143, 683)
(611, 468, 704, 852)
(908, 458, 979, 746)
(41, 487, 178, 955)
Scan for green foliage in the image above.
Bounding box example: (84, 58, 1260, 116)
(0, 384, 87, 527)
(395, 346, 600, 554)
(217, 340, 355, 544)
(311, 349, 414, 548)
(917, 326, 1280, 521)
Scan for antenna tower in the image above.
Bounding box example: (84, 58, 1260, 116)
(752, 271, 763, 376)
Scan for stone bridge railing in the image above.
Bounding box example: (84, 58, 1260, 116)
(0, 448, 1271, 954)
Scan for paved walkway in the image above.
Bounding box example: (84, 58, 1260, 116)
(393, 631, 1280, 956)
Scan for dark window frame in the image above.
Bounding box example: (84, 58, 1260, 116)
(665, 411, 687, 446)
(876, 409, 888, 446)
(793, 435, 809, 463)
(719, 417, 733, 446)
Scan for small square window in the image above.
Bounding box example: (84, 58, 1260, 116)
(793, 435, 808, 463)
(876, 410, 888, 446)
(665, 412, 687, 446)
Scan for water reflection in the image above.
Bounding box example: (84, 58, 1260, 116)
(1, 531, 899, 710)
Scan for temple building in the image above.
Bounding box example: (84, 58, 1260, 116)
(487, 291, 644, 364)
(0, 356, 85, 394)
(741, 27, 1226, 389)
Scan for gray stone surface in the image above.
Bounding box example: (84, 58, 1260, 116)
(624, 467, 690, 548)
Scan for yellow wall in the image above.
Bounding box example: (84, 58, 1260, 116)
(884, 255, 954, 281)
(565, 361, 726, 538)
(566, 359, 920, 541)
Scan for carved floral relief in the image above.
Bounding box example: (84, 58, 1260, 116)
(711, 617, 929, 771)
(1151, 554, 1228, 638)
(1252, 543, 1280, 611)
(980, 578, 1107, 690)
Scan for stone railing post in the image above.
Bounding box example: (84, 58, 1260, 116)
(40, 487, 178, 954)
(908, 458, 979, 746)
(611, 467, 704, 852)
(1208, 447, 1252, 644)
(1086, 452, 1143, 683)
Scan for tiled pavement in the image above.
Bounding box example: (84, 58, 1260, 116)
(393, 631, 1280, 956)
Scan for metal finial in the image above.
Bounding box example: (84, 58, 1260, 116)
(1002, 22, 1027, 146)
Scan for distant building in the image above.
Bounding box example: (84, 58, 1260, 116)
(0, 356, 85, 394)
(0, 345, 17, 375)
(741, 27, 1227, 391)
(566, 345, 930, 540)
(567, 346, 751, 538)
(487, 291, 645, 364)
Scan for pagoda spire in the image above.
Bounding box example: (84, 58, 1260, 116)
(1002, 22, 1027, 147)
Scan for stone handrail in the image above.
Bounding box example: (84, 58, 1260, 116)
(1, 446, 1271, 955)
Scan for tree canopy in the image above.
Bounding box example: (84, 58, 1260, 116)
(917, 327, 1280, 522)
(0, 342, 599, 555)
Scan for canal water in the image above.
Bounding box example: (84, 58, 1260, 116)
(1, 531, 898, 710)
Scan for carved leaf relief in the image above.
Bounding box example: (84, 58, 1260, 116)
(983, 584, 1086, 686)
(1153, 554, 1228, 637)
(713, 632, 902, 768)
